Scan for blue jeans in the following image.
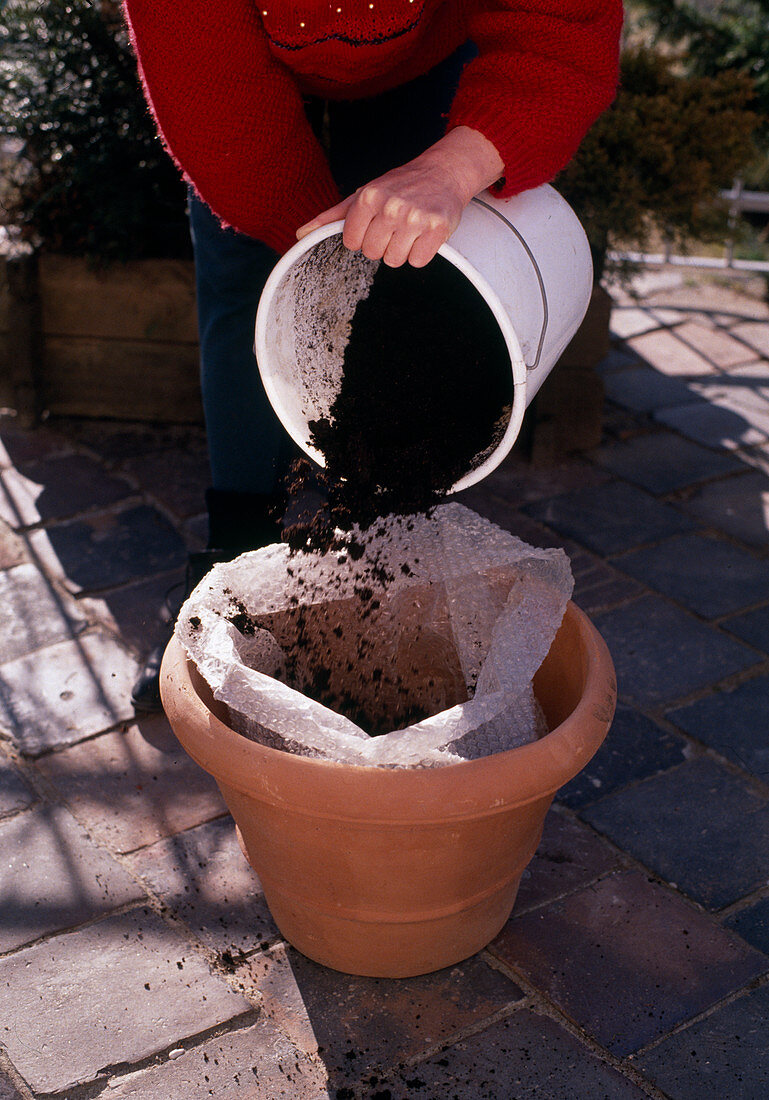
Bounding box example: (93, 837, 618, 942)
(191, 44, 475, 495)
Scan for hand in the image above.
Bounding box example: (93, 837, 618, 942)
(296, 126, 504, 268)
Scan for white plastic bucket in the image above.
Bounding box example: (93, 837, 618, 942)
(254, 183, 593, 491)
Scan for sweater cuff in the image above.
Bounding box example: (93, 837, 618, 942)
(251, 174, 342, 255)
(196, 169, 340, 256)
(448, 75, 589, 199)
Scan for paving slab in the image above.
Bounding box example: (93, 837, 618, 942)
(83, 570, 182, 653)
(240, 943, 524, 1084)
(0, 1070, 23, 1100)
(523, 482, 695, 556)
(121, 447, 209, 519)
(490, 870, 768, 1056)
(580, 757, 769, 910)
(386, 1008, 648, 1099)
(656, 399, 769, 450)
(0, 520, 26, 570)
(125, 816, 276, 954)
(675, 469, 769, 548)
(570, 553, 647, 614)
(643, 283, 768, 319)
(686, 376, 769, 429)
(462, 452, 609, 510)
(601, 400, 649, 443)
(28, 503, 188, 594)
(0, 561, 87, 664)
(675, 321, 763, 369)
(0, 803, 144, 952)
(602, 366, 701, 413)
(0, 419, 72, 468)
(0, 907, 254, 1095)
(514, 809, 621, 914)
(636, 984, 769, 1100)
(699, 367, 769, 411)
(608, 307, 660, 339)
(722, 603, 769, 652)
(711, 359, 769, 398)
(731, 320, 769, 357)
(103, 1017, 331, 1099)
(592, 595, 760, 707)
(557, 704, 687, 809)
(595, 344, 643, 374)
(667, 676, 769, 780)
(591, 431, 742, 494)
(627, 327, 722, 375)
(0, 454, 133, 529)
(615, 532, 769, 619)
(37, 715, 227, 853)
(725, 896, 769, 955)
(65, 420, 207, 467)
(734, 441, 769, 481)
(0, 630, 138, 755)
(459, 493, 645, 612)
(0, 751, 35, 817)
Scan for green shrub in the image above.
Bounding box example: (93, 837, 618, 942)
(640, 0, 769, 187)
(0, 0, 190, 261)
(556, 47, 757, 279)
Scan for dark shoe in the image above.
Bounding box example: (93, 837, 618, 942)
(130, 637, 170, 712)
(130, 555, 231, 714)
(131, 489, 284, 714)
(205, 488, 284, 553)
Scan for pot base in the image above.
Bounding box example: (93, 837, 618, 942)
(235, 824, 523, 977)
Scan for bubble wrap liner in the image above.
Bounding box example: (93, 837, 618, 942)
(176, 503, 573, 768)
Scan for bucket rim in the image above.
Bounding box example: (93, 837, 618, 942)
(254, 220, 528, 493)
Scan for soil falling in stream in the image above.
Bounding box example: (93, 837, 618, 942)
(227, 255, 514, 733)
(284, 255, 513, 550)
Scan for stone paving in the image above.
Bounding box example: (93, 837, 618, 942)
(1, 272, 768, 1098)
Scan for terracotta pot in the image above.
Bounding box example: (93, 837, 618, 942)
(160, 601, 616, 978)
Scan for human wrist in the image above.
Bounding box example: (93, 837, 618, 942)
(425, 126, 505, 204)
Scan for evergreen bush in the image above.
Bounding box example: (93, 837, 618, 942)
(556, 47, 757, 279)
(0, 0, 190, 261)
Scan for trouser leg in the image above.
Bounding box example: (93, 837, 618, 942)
(189, 192, 295, 501)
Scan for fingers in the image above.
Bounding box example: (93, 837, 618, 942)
(344, 184, 456, 267)
(299, 169, 463, 267)
(341, 184, 384, 253)
(407, 223, 451, 268)
(296, 194, 355, 240)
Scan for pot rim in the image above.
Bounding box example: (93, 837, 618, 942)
(160, 601, 616, 823)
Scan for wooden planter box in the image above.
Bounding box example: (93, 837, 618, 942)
(524, 283, 613, 464)
(0, 249, 202, 424)
(0, 248, 612, 452)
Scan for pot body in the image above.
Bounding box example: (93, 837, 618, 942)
(254, 184, 592, 492)
(160, 601, 615, 978)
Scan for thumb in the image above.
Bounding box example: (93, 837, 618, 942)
(296, 194, 356, 239)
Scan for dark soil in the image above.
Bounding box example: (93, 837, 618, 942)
(283, 255, 512, 551)
(243, 257, 513, 736)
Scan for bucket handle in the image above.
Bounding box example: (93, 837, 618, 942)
(472, 196, 549, 372)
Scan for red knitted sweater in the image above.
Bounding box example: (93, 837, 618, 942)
(124, 1, 623, 253)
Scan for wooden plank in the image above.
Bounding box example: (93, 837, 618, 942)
(41, 336, 203, 423)
(4, 251, 44, 426)
(0, 257, 10, 334)
(39, 255, 198, 343)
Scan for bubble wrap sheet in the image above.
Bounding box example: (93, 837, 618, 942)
(176, 503, 573, 767)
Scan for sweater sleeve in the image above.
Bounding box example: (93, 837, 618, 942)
(447, 0, 624, 197)
(122, 0, 341, 253)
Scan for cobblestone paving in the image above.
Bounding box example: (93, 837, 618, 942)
(1, 275, 768, 1098)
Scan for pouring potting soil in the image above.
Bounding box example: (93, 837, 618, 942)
(177, 256, 573, 764)
(288, 255, 514, 546)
